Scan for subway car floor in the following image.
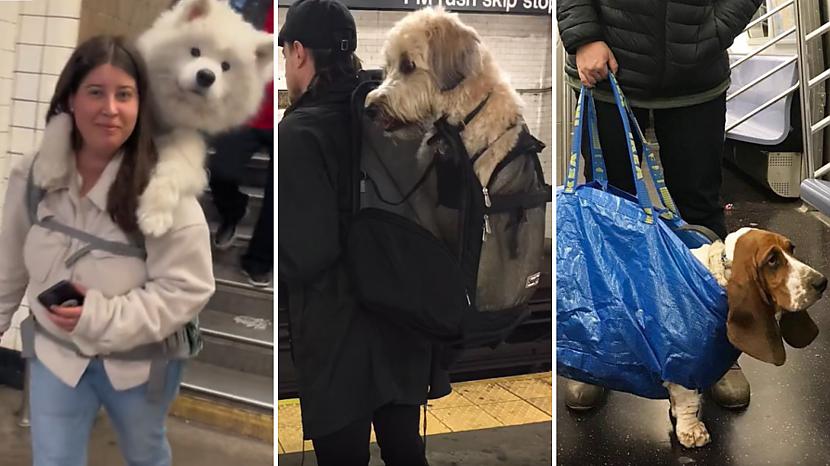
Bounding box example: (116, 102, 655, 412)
(557, 162, 830, 465)
(0, 385, 273, 465)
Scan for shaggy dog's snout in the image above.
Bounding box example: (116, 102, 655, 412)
(365, 102, 380, 120)
(812, 274, 828, 294)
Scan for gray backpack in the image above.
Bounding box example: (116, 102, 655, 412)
(345, 74, 551, 347)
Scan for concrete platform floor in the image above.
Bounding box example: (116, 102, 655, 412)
(279, 372, 553, 465)
(0, 386, 272, 466)
(278, 422, 552, 466)
(557, 162, 830, 465)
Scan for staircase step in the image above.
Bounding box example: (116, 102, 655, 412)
(210, 247, 274, 299)
(182, 360, 273, 410)
(197, 333, 272, 378)
(199, 308, 273, 348)
(197, 307, 272, 378)
(171, 388, 272, 444)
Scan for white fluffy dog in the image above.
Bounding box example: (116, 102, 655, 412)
(364, 7, 524, 187)
(35, 0, 274, 236)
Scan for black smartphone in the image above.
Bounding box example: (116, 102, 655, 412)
(37, 280, 85, 310)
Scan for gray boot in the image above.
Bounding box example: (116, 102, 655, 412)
(709, 363, 750, 409)
(564, 378, 606, 410)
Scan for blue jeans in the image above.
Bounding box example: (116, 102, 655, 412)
(29, 358, 183, 466)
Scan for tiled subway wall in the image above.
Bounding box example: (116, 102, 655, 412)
(7, 0, 81, 160)
(0, 2, 20, 187)
(277, 8, 553, 233)
(0, 0, 83, 351)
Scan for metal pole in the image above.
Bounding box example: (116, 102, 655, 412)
(17, 360, 29, 428)
(794, 0, 816, 176)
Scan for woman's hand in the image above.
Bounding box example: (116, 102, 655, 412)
(46, 283, 87, 333)
(576, 41, 619, 87)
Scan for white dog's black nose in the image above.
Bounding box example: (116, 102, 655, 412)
(196, 69, 215, 88)
(813, 275, 828, 294)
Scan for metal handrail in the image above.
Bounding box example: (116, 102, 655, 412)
(808, 67, 830, 89)
(805, 20, 830, 42)
(731, 26, 797, 70)
(743, 0, 794, 33)
(725, 83, 800, 133)
(726, 56, 797, 102)
(811, 113, 830, 134)
(814, 161, 830, 178)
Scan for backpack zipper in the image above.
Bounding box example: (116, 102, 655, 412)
(482, 187, 492, 241)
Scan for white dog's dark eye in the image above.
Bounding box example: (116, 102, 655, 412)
(191, 47, 200, 57)
(399, 59, 416, 75)
(221, 62, 231, 72)
(768, 253, 779, 267)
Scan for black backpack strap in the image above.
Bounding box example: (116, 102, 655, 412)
(486, 188, 552, 214)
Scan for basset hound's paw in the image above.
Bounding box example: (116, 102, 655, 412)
(676, 419, 710, 448)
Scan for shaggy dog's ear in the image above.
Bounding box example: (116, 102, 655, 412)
(427, 14, 481, 92)
(172, 0, 213, 24)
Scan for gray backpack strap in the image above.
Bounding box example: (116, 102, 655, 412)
(39, 217, 147, 266)
(25, 155, 44, 227)
(25, 154, 146, 265)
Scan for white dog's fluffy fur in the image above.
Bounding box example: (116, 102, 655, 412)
(35, 0, 273, 236)
(364, 7, 524, 187)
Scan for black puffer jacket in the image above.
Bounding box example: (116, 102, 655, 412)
(557, 0, 763, 103)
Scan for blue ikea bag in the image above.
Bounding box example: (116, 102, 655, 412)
(556, 74, 740, 399)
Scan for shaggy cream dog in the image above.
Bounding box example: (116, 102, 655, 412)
(364, 7, 524, 187)
(34, 0, 273, 237)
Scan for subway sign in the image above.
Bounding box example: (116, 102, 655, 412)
(277, 0, 552, 16)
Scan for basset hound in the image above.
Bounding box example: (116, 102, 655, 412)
(667, 227, 827, 448)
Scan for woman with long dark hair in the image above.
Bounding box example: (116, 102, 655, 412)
(0, 35, 214, 466)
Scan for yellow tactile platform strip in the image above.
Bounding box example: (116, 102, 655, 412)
(169, 393, 274, 444)
(277, 371, 552, 454)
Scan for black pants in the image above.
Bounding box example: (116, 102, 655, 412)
(208, 126, 273, 273)
(312, 404, 429, 466)
(581, 93, 727, 239)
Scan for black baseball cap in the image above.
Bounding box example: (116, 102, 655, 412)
(278, 0, 357, 53)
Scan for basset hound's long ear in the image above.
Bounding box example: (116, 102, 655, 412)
(780, 311, 819, 348)
(726, 234, 786, 365)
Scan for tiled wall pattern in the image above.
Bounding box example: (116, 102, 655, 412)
(6, 0, 81, 163)
(0, 2, 20, 195)
(0, 0, 83, 351)
(277, 8, 553, 233)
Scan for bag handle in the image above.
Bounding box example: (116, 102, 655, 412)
(606, 72, 655, 221)
(564, 89, 607, 193)
(565, 73, 655, 223)
(618, 88, 681, 219)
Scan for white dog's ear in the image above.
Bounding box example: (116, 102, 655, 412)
(172, 0, 213, 24)
(255, 33, 275, 81)
(428, 16, 481, 92)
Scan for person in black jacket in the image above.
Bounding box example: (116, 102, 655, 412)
(557, 0, 763, 411)
(278, 1, 445, 464)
